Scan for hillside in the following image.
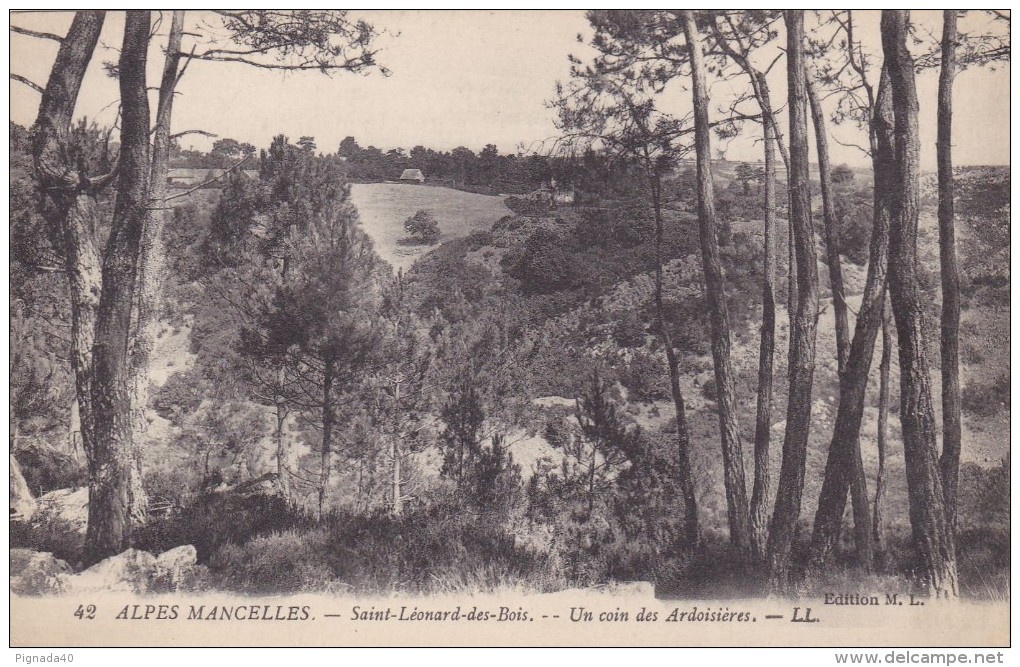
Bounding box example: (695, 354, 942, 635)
(350, 183, 512, 272)
(403, 165, 1011, 543)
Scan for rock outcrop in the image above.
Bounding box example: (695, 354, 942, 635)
(10, 456, 37, 522)
(33, 487, 89, 537)
(11, 545, 203, 596)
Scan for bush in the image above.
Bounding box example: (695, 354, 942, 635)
(135, 485, 308, 562)
(405, 238, 497, 319)
(13, 443, 84, 496)
(402, 209, 440, 245)
(492, 214, 523, 233)
(504, 195, 552, 217)
(464, 229, 494, 251)
(833, 188, 873, 265)
(961, 373, 1009, 418)
(573, 207, 650, 249)
(617, 350, 671, 402)
(208, 528, 337, 594)
(612, 311, 647, 348)
(10, 514, 85, 565)
(501, 229, 583, 295)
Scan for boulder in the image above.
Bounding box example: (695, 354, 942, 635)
(153, 545, 199, 591)
(62, 548, 157, 594)
(10, 549, 72, 595)
(33, 487, 89, 538)
(10, 456, 37, 522)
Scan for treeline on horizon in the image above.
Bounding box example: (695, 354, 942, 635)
(172, 132, 649, 197)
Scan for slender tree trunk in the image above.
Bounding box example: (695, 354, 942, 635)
(807, 75, 874, 570)
(650, 172, 700, 549)
(750, 113, 777, 562)
(130, 11, 185, 465)
(318, 361, 334, 517)
(391, 441, 402, 515)
(936, 10, 962, 529)
(809, 67, 895, 569)
(881, 10, 958, 599)
(391, 380, 403, 515)
(682, 10, 751, 556)
(807, 78, 852, 374)
(587, 443, 597, 519)
(767, 10, 819, 591)
(85, 11, 152, 564)
(703, 27, 786, 559)
(873, 300, 892, 555)
(275, 401, 290, 501)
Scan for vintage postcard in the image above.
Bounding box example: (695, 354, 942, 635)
(8, 9, 1010, 652)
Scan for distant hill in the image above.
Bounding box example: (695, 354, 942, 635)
(349, 182, 511, 273)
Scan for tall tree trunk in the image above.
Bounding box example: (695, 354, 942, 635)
(881, 10, 958, 599)
(85, 11, 152, 565)
(318, 361, 334, 517)
(750, 112, 777, 562)
(936, 10, 962, 529)
(809, 67, 895, 569)
(50, 197, 103, 469)
(806, 77, 851, 375)
(650, 171, 700, 549)
(682, 10, 751, 557)
(29, 8, 107, 552)
(807, 75, 874, 570)
(873, 300, 892, 555)
(706, 23, 785, 562)
(767, 10, 819, 591)
(130, 11, 185, 469)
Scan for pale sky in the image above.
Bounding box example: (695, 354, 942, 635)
(9, 10, 1011, 167)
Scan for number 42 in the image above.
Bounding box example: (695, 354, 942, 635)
(73, 604, 96, 620)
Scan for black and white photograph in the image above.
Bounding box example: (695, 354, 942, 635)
(8, 9, 1011, 651)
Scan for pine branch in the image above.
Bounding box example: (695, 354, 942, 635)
(10, 73, 44, 94)
(10, 24, 63, 42)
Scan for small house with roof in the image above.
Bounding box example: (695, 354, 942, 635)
(399, 168, 425, 184)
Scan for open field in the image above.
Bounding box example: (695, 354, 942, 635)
(350, 183, 512, 272)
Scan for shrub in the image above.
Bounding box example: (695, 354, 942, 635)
(208, 528, 337, 594)
(402, 209, 440, 245)
(505, 195, 551, 217)
(617, 350, 670, 403)
(501, 229, 583, 295)
(464, 229, 494, 250)
(405, 238, 497, 319)
(13, 443, 84, 496)
(492, 214, 523, 233)
(612, 311, 647, 348)
(135, 486, 308, 562)
(522, 248, 582, 294)
(10, 514, 85, 565)
(832, 188, 873, 265)
(961, 373, 1009, 418)
(700, 376, 718, 402)
(573, 207, 649, 249)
